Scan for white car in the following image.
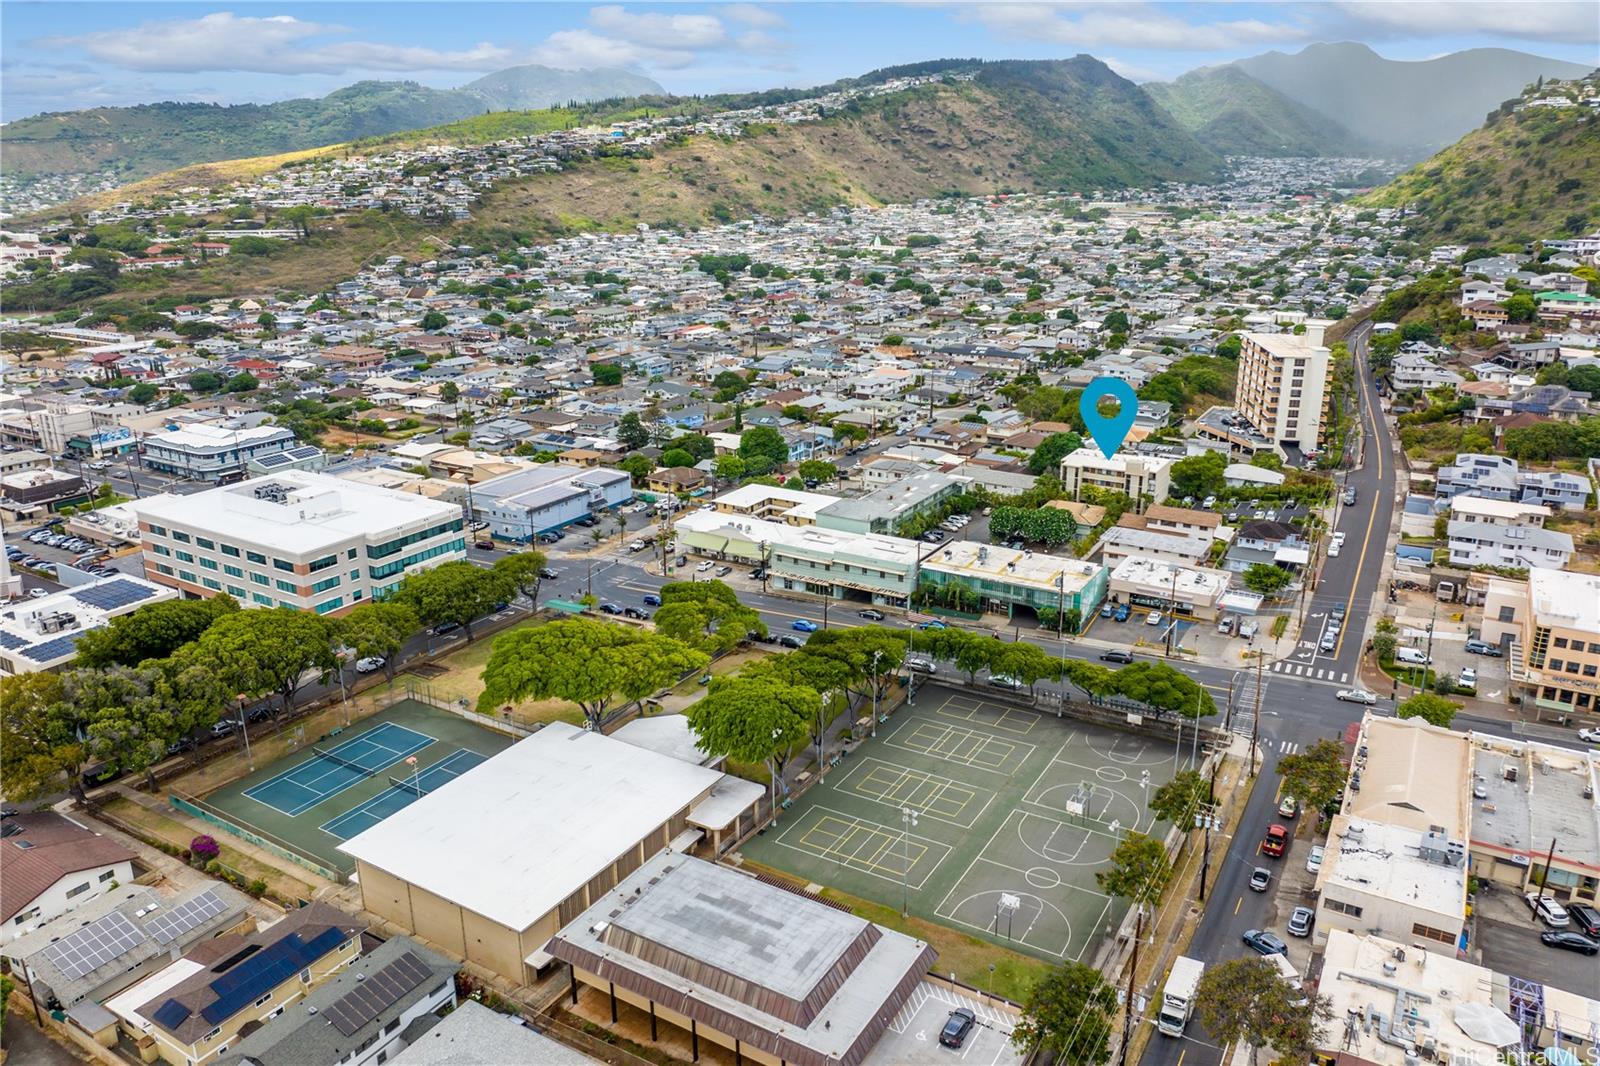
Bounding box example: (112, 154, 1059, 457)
(1458, 667, 1478, 688)
(1336, 689, 1378, 705)
(1146, 610, 1162, 626)
(1305, 845, 1324, 874)
(1579, 727, 1600, 743)
(696, 560, 714, 572)
(1526, 893, 1570, 929)
(355, 656, 386, 674)
(1327, 542, 1341, 557)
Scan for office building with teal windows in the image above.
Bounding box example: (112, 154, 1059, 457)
(133, 471, 466, 616)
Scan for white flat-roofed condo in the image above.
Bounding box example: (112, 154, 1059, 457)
(140, 422, 299, 482)
(132, 471, 466, 615)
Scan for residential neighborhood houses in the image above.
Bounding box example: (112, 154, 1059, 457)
(4, 74, 1600, 1066)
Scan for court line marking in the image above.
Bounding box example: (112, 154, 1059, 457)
(773, 806, 952, 889)
(881, 717, 1036, 775)
(839, 757, 997, 829)
(316, 748, 485, 839)
(243, 722, 436, 816)
(935, 885, 1075, 959)
(931, 692, 1040, 735)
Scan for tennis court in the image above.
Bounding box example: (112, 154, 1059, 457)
(741, 683, 1180, 963)
(319, 749, 487, 840)
(243, 722, 436, 816)
(192, 700, 516, 874)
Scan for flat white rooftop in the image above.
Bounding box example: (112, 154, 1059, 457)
(145, 422, 292, 448)
(338, 722, 724, 931)
(134, 471, 460, 555)
(1322, 817, 1466, 921)
(1529, 566, 1600, 633)
(1109, 555, 1228, 598)
(677, 509, 920, 566)
(921, 540, 1103, 594)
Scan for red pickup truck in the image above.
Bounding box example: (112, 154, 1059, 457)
(1262, 824, 1289, 858)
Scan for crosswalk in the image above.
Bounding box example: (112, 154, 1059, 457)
(1230, 671, 1266, 739)
(1276, 739, 1301, 755)
(1271, 662, 1350, 682)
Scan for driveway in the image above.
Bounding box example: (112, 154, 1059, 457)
(1473, 891, 1599, 998)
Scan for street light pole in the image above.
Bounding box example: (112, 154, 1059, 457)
(901, 806, 919, 916)
(236, 694, 254, 771)
(870, 650, 881, 738)
(817, 691, 832, 780)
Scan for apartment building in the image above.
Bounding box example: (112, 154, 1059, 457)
(1058, 447, 1174, 504)
(1480, 567, 1600, 714)
(1234, 323, 1333, 451)
(133, 471, 467, 614)
(141, 423, 300, 482)
(1446, 495, 1573, 569)
(1434, 453, 1593, 512)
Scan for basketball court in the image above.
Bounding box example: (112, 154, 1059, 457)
(741, 683, 1179, 962)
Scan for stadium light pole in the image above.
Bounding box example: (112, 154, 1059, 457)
(236, 694, 253, 771)
(870, 650, 882, 738)
(901, 806, 919, 916)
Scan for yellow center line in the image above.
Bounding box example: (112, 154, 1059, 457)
(1334, 327, 1385, 660)
(1234, 896, 1243, 916)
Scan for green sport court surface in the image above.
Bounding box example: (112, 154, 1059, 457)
(197, 700, 514, 875)
(740, 684, 1178, 963)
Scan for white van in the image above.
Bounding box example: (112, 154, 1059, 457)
(1396, 647, 1431, 666)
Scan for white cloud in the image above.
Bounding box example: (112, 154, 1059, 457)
(44, 12, 516, 75)
(1333, 1, 1599, 43)
(723, 4, 787, 29)
(958, 2, 1309, 51)
(588, 5, 728, 48)
(1101, 57, 1167, 83)
(530, 28, 698, 71)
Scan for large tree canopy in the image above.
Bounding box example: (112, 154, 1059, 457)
(393, 560, 509, 640)
(479, 618, 707, 729)
(74, 595, 239, 668)
(653, 580, 765, 655)
(685, 675, 817, 794)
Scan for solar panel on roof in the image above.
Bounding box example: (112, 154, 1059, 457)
(148, 890, 230, 945)
(71, 579, 155, 611)
(252, 452, 293, 468)
(285, 446, 322, 460)
(41, 911, 148, 981)
(19, 633, 83, 663)
(0, 631, 26, 650)
(201, 927, 347, 1024)
(325, 951, 433, 1037)
(151, 998, 192, 1031)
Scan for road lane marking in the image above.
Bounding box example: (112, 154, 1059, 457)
(1334, 324, 1384, 661)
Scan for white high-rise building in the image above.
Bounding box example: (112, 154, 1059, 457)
(1235, 322, 1333, 453)
(133, 471, 466, 615)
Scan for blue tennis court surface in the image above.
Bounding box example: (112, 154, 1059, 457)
(243, 722, 435, 816)
(318, 749, 487, 840)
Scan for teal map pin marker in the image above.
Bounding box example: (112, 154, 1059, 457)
(1079, 377, 1138, 459)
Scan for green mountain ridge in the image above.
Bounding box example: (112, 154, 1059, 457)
(0, 65, 665, 185)
(1232, 42, 1592, 157)
(1145, 65, 1374, 157)
(1358, 82, 1600, 249)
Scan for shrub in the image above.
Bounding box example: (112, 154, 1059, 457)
(246, 879, 268, 898)
(190, 834, 221, 862)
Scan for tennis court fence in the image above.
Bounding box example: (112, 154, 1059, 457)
(398, 681, 538, 739)
(170, 792, 343, 883)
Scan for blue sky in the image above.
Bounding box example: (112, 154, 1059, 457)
(4, 2, 1597, 120)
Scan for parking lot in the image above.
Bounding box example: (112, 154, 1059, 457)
(862, 980, 1024, 1066)
(7, 525, 121, 587)
(1473, 890, 1599, 996)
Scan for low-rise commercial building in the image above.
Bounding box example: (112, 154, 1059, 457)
(546, 853, 937, 1066)
(1105, 557, 1230, 620)
(0, 574, 178, 674)
(813, 471, 966, 535)
(1058, 447, 1173, 504)
(134, 471, 466, 613)
(141, 423, 299, 482)
(0, 468, 89, 518)
(1480, 567, 1600, 714)
(917, 541, 1106, 627)
(470, 464, 632, 542)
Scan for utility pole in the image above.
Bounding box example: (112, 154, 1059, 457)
(1424, 598, 1439, 694)
(1117, 906, 1144, 1066)
(1165, 565, 1179, 657)
(1196, 805, 1220, 901)
(1250, 651, 1263, 775)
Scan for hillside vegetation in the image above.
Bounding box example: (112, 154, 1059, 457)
(24, 60, 1222, 308)
(1146, 65, 1373, 157)
(1359, 101, 1599, 248)
(1, 66, 663, 185)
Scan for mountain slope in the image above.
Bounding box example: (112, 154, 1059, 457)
(1358, 85, 1600, 248)
(1233, 42, 1592, 157)
(0, 66, 664, 185)
(15, 59, 1223, 308)
(1145, 65, 1373, 156)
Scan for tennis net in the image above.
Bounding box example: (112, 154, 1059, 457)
(312, 745, 377, 777)
(386, 773, 427, 797)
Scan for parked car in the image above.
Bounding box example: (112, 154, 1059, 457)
(1100, 650, 1134, 664)
(939, 1009, 977, 1049)
(1242, 929, 1287, 955)
(858, 609, 886, 621)
(792, 619, 819, 633)
(1464, 639, 1502, 657)
(1342, 488, 1357, 506)
(1458, 667, 1478, 689)
(642, 593, 661, 607)
(697, 560, 714, 572)
(599, 602, 624, 615)
(1278, 796, 1298, 819)
(1336, 689, 1378, 705)
(777, 635, 804, 649)
(1395, 647, 1431, 666)
(714, 566, 732, 577)
(355, 656, 386, 674)
(1287, 907, 1315, 937)
(1306, 845, 1324, 874)
(1565, 902, 1600, 938)
(988, 675, 1024, 692)
(750, 568, 766, 581)
(1526, 893, 1571, 928)
(623, 607, 650, 620)
(27, 588, 48, 599)
(1100, 603, 1115, 619)
(1146, 610, 1163, 626)
(1249, 867, 1272, 892)
(1113, 604, 1131, 623)
(1540, 931, 1599, 956)
(1261, 824, 1289, 858)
